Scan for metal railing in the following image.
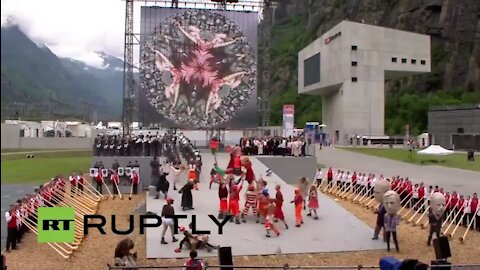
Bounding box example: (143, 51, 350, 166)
(106, 263, 480, 270)
(106, 265, 380, 270)
(430, 104, 480, 111)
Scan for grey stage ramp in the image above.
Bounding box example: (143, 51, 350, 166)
(145, 153, 384, 259)
(257, 156, 319, 184)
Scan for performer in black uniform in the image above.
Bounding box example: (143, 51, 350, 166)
(94, 135, 101, 156)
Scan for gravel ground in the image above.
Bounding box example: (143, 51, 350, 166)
(5, 189, 479, 270)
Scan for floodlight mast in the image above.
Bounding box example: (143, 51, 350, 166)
(122, 0, 274, 135)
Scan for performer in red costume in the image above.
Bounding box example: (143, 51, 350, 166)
(265, 199, 280, 238)
(225, 154, 242, 175)
(242, 158, 256, 185)
(110, 171, 120, 195)
(326, 167, 334, 188)
(228, 177, 244, 224)
(69, 173, 77, 196)
(291, 188, 304, 227)
(218, 180, 229, 219)
(226, 145, 239, 170)
(273, 184, 288, 229)
(131, 170, 140, 194)
(76, 172, 84, 193)
(95, 168, 104, 194)
(241, 185, 258, 223)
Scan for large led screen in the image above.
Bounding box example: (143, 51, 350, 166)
(140, 7, 258, 129)
(304, 53, 320, 87)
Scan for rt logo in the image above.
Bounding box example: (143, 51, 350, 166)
(38, 207, 75, 243)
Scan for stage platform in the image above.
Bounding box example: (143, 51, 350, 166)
(145, 153, 385, 259)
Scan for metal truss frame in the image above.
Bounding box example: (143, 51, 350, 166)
(122, 0, 273, 134)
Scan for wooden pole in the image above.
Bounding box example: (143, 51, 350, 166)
(447, 210, 468, 238)
(459, 208, 479, 242)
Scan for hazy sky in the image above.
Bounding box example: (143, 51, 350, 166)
(1, 0, 262, 68)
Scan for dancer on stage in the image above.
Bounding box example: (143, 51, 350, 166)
(257, 188, 270, 224)
(155, 169, 169, 200)
(298, 177, 309, 210)
(273, 184, 288, 229)
(228, 177, 244, 224)
(188, 159, 199, 190)
(170, 162, 183, 191)
(209, 163, 225, 189)
(307, 184, 319, 220)
(241, 184, 258, 223)
(427, 192, 446, 246)
(218, 179, 229, 219)
(242, 158, 256, 185)
(291, 188, 304, 227)
(265, 199, 280, 238)
(383, 191, 401, 252)
(372, 179, 390, 240)
(179, 179, 195, 211)
(161, 198, 178, 245)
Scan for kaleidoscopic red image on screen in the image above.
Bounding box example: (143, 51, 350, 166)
(141, 10, 257, 129)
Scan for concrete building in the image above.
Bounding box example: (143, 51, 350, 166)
(4, 120, 44, 138)
(298, 21, 431, 144)
(428, 104, 480, 150)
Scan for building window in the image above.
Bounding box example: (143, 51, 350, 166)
(411, 59, 417, 64)
(351, 45, 357, 51)
(351, 61, 358, 66)
(421, 60, 426, 65)
(392, 57, 397, 63)
(352, 77, 358, 82)
(457, 128, 464, 134)
(401, 58, 407, 63)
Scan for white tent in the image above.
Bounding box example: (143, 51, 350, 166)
(417, 145, 454, 155)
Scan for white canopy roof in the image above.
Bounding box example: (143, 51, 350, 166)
(417, 145, 454, 155)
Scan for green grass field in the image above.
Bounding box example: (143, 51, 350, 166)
(1, 150, 92, 184)
(339, 147, 480, 172)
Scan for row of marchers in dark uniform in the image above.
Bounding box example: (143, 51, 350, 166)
(177, 133, 203, 172)
(93, 132, 177, 156)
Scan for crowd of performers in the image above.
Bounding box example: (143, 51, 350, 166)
(4, 174, 95, 252)
(93, 132, 178, 157)
(90, 160, 142, 196)
(318, 167, 479, 251)
(238, 136, 307, 156)
(156, 144, 323, 256)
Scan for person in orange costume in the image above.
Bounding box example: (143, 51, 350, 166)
(258, 188, 270, 224)
(291, 188, 304, 227)
(228, 177, 244, 224)
(265, 199, 280, 237)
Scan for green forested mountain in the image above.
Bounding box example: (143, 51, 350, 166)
(1, 25, 123, 121)
(263, 0, 480, 135)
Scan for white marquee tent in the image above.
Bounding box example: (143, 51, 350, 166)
(417, 145, 454, 155)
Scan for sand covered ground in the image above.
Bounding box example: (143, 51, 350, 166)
(4, 187, 479, 270)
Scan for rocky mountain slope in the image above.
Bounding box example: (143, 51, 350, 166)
(1, 25, 123, 121)
(264, 0, 480, 135)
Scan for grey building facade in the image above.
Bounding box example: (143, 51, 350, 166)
(428, 104, 480, 150)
